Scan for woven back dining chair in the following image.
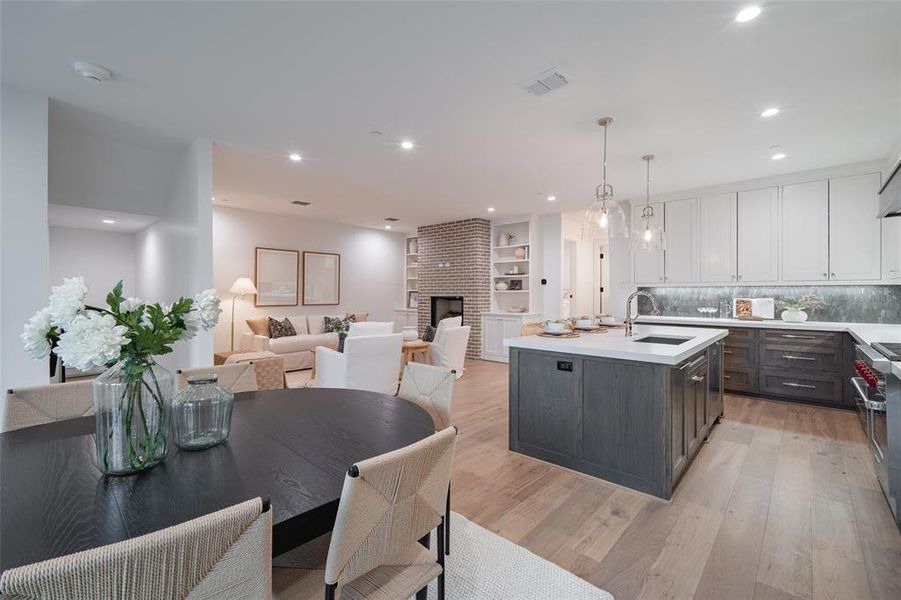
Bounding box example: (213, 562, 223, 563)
(273, 427, 457, 600)
(2, 380, 94, 433)
(521, 321, 543, 336)
(248, 356, 287, 391)
(177, 363, 258, 393)
(0, 497, 272, 600)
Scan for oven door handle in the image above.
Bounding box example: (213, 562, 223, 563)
(865, 399, 886, 412)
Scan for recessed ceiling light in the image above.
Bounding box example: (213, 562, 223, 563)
(735, 5, 762, 23)
(487, 207, 496, 213)
(288, 153, 302, 162)
(102, 218, 116, 224)
(547, 195, 557, 202)
(771, 153, 787, 160)
(211, 196, 216, 202)
(73, 61, 112, 83)
(400, 141, 414, 150)
(761, 107, 780, 118)
(384, 225, 392, 230)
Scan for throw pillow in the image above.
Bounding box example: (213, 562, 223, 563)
(422, 325, 437, 342)
(345, 312, 369, 322)
(324, 314, 355, 333)
(246, 316, 270, 337)
(337, 331, 348, 353)
(268, 317, 297, 339)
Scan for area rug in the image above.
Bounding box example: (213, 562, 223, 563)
(425, 513, 614, 599)
(285, 370, 316, 388)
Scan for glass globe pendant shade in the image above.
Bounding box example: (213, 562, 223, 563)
(582, 198, 629, 240)
(632, 205, 666, 251)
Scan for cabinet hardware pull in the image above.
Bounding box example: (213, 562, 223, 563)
(723, 375, 732, 379)
(782, 355, 815, 361)
(723, 350, 734, 355)
(781, 334, 816, 339)
(691, 375, 705, 382)
(783, 382, 816, 389)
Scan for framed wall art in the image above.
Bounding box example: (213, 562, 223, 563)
(303, 251, 341, 305)
(254, 247, 299, 306)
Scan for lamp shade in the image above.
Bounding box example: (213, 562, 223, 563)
(229, 277, 258, 295)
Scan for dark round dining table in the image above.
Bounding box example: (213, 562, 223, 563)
(0, 387, 435, 573)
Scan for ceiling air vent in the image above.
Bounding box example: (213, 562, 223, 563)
(384, 217, 400, 222)
(520, 69, 569, 96)
(292, 200, 311, 206)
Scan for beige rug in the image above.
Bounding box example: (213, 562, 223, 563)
(285, 369, 316, 388)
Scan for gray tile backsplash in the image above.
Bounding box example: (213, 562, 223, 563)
(636, 285, 901, 324)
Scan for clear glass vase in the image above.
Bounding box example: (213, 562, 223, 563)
(172, 374, 234, 450)
(93, 357, 171, 475)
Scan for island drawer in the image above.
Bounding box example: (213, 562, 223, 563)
(723, 367, 756, 392)
(758, 369, 843, 403)
(723, 344, 755, 368)
(758, 344, 842, 372)
(759, 329, 842, 348)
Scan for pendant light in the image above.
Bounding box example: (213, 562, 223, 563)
(581, 117, 629, 239)
(633, 154, 666, 251)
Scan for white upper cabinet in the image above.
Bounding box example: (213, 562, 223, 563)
(737, 187, 779, 282)
(782, 180, 829, 281)
(699, 193, 737, 283)
(632, 203, 665, 284)
(829, 173, 882, 281)
(884, 216, 901, 281)
(664, 198, 699, 283)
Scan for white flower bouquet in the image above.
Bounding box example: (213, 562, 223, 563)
(22, 278, 222, 474)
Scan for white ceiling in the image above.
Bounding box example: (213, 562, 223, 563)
(4, 1, 900, 233)
(48, 203, 159, 233)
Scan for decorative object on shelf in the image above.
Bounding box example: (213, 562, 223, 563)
(402, 326, 419, 341)
(495, 281, 509, 291)
(582, 117, 629, 240)
(511, 265, 520, 274)
(778, 295, 825, 323)
(408, 238, 419, 254)
(633, 154, 666, 251)
(172, 374, 235, 451)
(501, 232, 518, 246)
(514, 247, 527, 259)
(506, 306, 528, 313)
(227, 277, 257, 351)
(255, 247, 299, 306)
(509, 279, 523, 290)
(408, 291, 419, 308)
(21, 278, 222, 475)
(303, 251, 340, 305)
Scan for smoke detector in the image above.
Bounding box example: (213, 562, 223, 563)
(520, 68, 569, 96)
(73, 61, 112, 83)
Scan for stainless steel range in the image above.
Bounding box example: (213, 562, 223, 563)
(854, 342, 901, 526)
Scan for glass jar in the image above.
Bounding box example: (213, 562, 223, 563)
(94, 357, 172, 475)
(172, 375, 235, 450)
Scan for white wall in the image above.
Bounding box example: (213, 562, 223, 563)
(537, 213, 562, 321)
(1, 86, 50, 394)
(136, 140, 214, 372)
(49, 118, 176, 217)
(49, 227, 137, 306)
(561, 212, 597, 318)
(212, 206, 405, 353)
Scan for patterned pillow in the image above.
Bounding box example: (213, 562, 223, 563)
(422, 325, 437, 342)
(337, 331, 348, 353)
(324, 314, 355, 333)
(268, 317, 297, 339)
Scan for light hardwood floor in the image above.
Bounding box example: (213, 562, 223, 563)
(450, 359, 901, 600)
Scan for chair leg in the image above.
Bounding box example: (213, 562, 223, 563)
(437, 517, 446, 600)
(416, 531, 430, 600)
(325, 583, 337, 600)
(445, 485, 451, 555)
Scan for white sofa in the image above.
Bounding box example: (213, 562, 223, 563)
(315, 334, 404, 394)
(241, 314, 347, 371)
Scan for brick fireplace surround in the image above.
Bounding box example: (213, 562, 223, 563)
(416, 219, 491, 359)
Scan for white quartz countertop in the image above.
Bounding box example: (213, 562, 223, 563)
(503, 324, 727, 366)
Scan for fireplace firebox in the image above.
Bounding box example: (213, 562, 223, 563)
(430, 296, 463, 326)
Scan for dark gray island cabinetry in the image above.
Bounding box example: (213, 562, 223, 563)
(506, 325, 726, 499)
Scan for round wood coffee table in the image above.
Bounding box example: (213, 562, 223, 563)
(402, 340, 431, 364)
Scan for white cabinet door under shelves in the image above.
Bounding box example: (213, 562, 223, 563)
(632, 203, 665, 284)
(481, 316, 503, 361)
(664, 198, 699, 283)
(501, 317, 522, 359)
(781, 180, 829, 281)
(737, 187, 779, 282)
(699, 193, 737, 283)
(829, 173, 882, 281)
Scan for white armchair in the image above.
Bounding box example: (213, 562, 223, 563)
(347, 321, 394, 337)
(315, 334, 403, 394)
(429, 325, 470, 379)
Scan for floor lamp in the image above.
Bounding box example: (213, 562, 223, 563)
(229, 277, 258, 351)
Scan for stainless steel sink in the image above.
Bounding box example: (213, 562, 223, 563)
(632, 336, 692, 345)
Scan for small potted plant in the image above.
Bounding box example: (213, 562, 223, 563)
(777, 295, 825, 323)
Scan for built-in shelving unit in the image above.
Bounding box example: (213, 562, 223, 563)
(490, 219, 532, 313)
(405, 237, 419, 309)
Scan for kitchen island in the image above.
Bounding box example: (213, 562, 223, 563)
(504, 324, 727, 499)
